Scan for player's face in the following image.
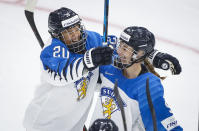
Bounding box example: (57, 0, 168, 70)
(61, 24, 81, 45)
(117, 41, 133, 65)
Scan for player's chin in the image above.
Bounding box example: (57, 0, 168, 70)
(121, 59, 128, 64)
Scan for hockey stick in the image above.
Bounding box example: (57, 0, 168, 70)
(97, 0, 110, 84)
(85, 1, 110, 129)
(103, 0, 109, 43)
(103, 0, 127, 130)
(146, 78, 157, 131)
(113, 79, 127, 131)
(25, 0, 44, 48)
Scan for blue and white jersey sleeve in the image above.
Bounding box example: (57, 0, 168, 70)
(137, 73, 183, 131)
(40, 38, 87, 86)
(85, 30, 103, 49)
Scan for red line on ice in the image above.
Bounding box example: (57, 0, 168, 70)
(0, 0, 199, 55)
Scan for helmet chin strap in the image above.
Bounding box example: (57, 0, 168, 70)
(125, 52, 147, 69)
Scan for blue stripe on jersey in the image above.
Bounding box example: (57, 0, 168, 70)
(62, 60, 69, 81)
(69, 58, 76, 80)
(100, 65, 183, 131)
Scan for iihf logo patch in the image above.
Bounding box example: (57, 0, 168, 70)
(75, 72, 93, 101)
(100, 87, 126, 119)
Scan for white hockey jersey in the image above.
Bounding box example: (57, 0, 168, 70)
(23, 30, 103, 131)
(89, 66, 145, 131)
(90, 65, 182, 131)
(24, 68, 99, 131)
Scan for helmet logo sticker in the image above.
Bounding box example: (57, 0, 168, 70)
(61, 15, 80, 28)
(65, 12, 70, 17)
(120, 31, 131, 42)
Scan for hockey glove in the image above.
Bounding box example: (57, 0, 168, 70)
(149, 50, 182, 75)
(89, 119, 118, 131)
(83, 47, 113, 71)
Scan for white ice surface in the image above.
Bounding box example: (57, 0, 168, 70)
(0, 0, 198, 130)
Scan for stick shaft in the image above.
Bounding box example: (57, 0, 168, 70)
(103, 0, 109, 43)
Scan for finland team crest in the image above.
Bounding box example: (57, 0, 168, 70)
(75, 72, 93, 101)
(100, 87, 126, 119)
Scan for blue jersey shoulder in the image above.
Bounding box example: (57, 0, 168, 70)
(41, 38, 71, 58)
(40, 38, 83, 75)
(85, 30, 103, 50)
(41, 31, 102, 62)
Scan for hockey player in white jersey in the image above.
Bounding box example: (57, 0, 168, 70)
(23, 7, 113, 131)
(23, 7, 182, 131)
(89, 26, 183, 131)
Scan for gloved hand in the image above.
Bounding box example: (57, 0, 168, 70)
(148, 50, 182, 75)
(83, 46, 113, 71)
(89, 119, 118, 131)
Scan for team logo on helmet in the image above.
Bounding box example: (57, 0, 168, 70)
(100, 87, 126, 119)
(65, 12, 70, 17)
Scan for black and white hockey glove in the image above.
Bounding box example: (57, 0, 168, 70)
(149, 50, 182, 75)
(84, 47, 113, 71)
(89, 119, 118, 131)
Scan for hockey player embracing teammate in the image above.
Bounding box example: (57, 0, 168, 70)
(23, 7, 182, 131)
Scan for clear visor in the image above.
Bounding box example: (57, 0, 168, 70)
(113, 40, 145, 69)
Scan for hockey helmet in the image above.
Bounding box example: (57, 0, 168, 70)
(48, 7, 87, 54)
(114, 26, 155, 69)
